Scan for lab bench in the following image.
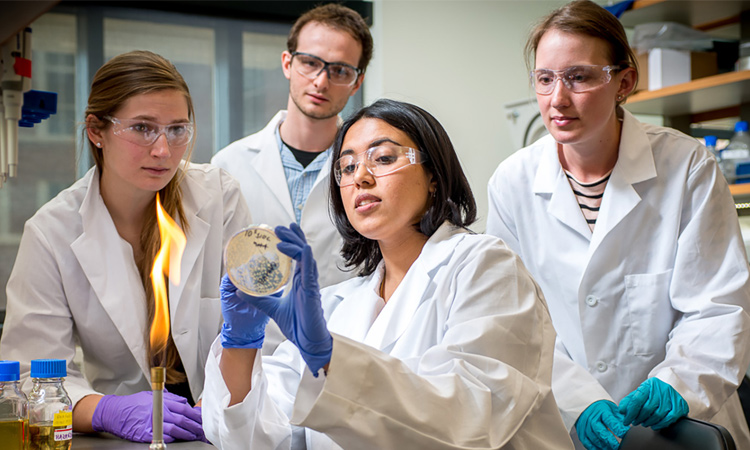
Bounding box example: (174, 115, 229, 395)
(72, 433, 215, 449)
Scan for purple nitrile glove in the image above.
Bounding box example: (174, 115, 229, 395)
(92, 391, 205, 443)
(241, 223, 332, 376)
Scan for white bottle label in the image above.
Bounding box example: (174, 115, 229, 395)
(722, 149, 750, 159)
(54, 427, 72, 441)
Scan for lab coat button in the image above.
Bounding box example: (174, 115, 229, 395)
(595, 361, 607, 372)
(585, 295, 598, 307)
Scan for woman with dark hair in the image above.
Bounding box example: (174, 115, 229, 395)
(329, 98, 478, 276)
(486, 1, 750, 449)
(202, 99, 574, 449)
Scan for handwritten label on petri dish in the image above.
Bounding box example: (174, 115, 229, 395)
(225, 225, 292, 296)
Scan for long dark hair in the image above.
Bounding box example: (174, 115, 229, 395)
(329, 99, 477, 276)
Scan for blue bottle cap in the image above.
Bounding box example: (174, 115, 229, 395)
(736, 121, 749, 132)
(0, 361, 20, 382)
(704, 135, 717, 147)
(30, 359, 66, 379)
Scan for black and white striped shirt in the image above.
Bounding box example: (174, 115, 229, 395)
(565, 170, 611, 232)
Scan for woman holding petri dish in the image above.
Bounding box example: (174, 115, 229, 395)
(0, 50, 251, 443)
(202, 98, 574, 449)
(486, 1, 750, 448)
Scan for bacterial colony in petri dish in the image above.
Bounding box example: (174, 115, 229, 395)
(225, 225, 292, 296)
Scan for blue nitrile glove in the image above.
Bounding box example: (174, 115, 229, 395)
(220, 273, 270, 348)
(575, 400, 630, 450)
(243, 223, 332, 376)
(619, 377, 689, 430)
(92, 391, 205, 443)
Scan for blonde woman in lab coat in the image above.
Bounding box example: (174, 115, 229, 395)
(0, 51, 251, 443)
(486, 1, 750, 449)
(202, 99, 574, 449)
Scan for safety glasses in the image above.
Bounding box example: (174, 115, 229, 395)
(104, 116, 194, 147)
(530, 65, 622, 95)
(291, 51, 362, 87)
(333, 145, 427, 187)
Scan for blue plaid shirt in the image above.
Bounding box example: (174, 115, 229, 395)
(276, 123, 332, 223)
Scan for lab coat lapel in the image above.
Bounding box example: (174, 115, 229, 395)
(363, 268, 431, 352)
(588, 110, 656, 256)
(165, 170, 210, 383)
(327, 274, 385, 342)
(70, 169, 150, 379)
(168, 169, 210, 320)
(363, 223, 456, 351)
(254, 112, 295, 220)
(534, 137, 593, 240)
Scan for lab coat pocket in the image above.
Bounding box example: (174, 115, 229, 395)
(624, 270, 673, 356)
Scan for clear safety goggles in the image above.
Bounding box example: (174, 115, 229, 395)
(291, 51, 362, 87)
(334, 145, 427, 187)
(105, 116, 194, 147)
(530, 65, 622, 95)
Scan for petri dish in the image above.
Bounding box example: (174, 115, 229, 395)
(224, 225, 293, 296)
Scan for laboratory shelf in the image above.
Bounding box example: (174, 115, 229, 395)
(731, 182, 750, 197)
(624, 70, 750, 117)
(619, 0, 750, 31)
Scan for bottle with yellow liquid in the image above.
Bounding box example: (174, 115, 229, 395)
(0, 360, 28, 450)
(28, 360, 72, 450)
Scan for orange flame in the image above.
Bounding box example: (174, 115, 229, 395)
(149, 193, 187, 362)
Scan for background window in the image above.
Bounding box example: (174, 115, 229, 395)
(104, 17, 216, 163)
(243, 31, 288, 136)
(0, 12, 78, 315)
(0, 4, 365, 314)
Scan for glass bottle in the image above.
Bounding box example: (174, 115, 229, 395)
(28, 359, 72, 450)
(704, 135, 720, 162)
(720, 121, 750, 183)
(0, 360, 29, 450)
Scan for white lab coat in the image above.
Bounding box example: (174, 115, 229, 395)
(487, 109, 750, 447)
(211, 111, 350, 289)
(0, 164, 252, 407)
(202, 222, 574, 450)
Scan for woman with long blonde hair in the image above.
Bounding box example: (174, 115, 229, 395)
(0, 50, 251, 443)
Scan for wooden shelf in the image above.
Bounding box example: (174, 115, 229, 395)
(621, 1, 750, 207)
(731, 183, 750, 197)
(620, 0, 750, 30)
(624, 70, 750, 116)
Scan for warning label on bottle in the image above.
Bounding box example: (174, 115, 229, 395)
(54, 427, 73, 441)
(53, 410, 72, 427)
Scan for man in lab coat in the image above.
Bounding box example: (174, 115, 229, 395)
(211, 4, 372, 293)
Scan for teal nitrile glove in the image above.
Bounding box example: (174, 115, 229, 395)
(220, 274, 270, 349)
(619, 377, 689, 430)
(244, 223, 332, 377)
(575, 400, 630, 450)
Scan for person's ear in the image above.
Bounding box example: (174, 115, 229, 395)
(281, 51, 293, 80)
(616, 66, 637, 101)
(349, 73, 365, 97)
(429, 174, 437, 197)
(86, 114, 105, 147)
